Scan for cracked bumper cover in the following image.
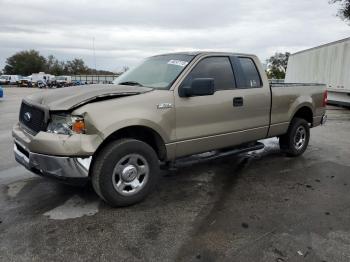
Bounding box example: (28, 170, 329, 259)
(11, 122, 103, 184)
(14, 142, 91, 185)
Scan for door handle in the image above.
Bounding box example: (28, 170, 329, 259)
(233, 97, 243, 107)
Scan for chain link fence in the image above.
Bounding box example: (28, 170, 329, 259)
(71, 74, 121, 84)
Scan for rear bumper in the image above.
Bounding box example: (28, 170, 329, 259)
(14, 141, 90, 185)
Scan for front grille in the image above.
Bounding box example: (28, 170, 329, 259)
(19, 102, 46, 135)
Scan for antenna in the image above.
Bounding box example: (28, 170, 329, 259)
(92, 37, 96, 71)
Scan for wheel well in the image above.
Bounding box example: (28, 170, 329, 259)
(293, 106, 313, 125)
(94, 126, 167, 161)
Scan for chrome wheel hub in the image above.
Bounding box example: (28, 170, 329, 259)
(121, 165, 138, 182)
(294, 126, 306, 150)
(112, 154, 149, 196)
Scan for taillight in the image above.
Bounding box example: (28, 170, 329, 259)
(323, 90, 328, 107)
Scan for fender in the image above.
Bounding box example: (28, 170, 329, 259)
(288, 97, 314, 123)
(101, 118, 171, 144)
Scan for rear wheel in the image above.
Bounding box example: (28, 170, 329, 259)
(92, 139, 160, 207)
(279, 117, 310, 157)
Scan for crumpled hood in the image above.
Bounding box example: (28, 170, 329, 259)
(24, 84, 153, 111)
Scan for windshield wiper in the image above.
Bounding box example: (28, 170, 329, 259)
(118, 81, 143, 87)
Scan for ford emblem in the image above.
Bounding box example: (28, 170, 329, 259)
(24, 112, 32, 122)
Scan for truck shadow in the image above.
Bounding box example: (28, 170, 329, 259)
(3, 138, 286, 217)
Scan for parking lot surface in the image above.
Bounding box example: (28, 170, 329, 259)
(1, 88, 350, 261)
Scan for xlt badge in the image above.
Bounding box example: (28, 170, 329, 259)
(157, 103, 173, 109)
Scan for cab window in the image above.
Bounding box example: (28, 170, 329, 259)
(231, 57, 262, 88)
(182, 57, 236, 90)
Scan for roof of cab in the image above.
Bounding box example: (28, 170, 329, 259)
(153, 51, 256, 57)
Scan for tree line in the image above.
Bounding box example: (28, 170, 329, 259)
(266, 52, 290, 79)
(2, 50, 115, 76)
(1, 0, 348, 77)
(331, 0, 350, 22)
(2, 49, 291, 79)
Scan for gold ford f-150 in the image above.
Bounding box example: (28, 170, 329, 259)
(13, 52, 327, 206)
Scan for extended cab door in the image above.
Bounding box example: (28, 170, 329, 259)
(174, 55, 270, 157)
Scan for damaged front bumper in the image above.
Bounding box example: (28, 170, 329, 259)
(14, 141, 91, 185)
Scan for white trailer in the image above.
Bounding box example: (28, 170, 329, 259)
(285, 37, 350, 106)
(30, 72, 55, 83)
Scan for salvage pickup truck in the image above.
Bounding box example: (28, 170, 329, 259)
(13, 52, 327, 206)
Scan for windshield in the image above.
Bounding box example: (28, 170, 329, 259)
(113, 54, 194, 89)
(0, 76, 8, 80)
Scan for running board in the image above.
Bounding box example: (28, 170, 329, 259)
(163, 142, 264, 170)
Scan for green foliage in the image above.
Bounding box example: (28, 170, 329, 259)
(266, 52, 290, 79)
(266, 69, 286, 80)
(330, 0, 350, 22)
(4, 50, 46, 75)
(45, 55, 65, 75)
(65, 58, 89, 75)
(3, 50, 115, 76)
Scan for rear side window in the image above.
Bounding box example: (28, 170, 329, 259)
(232, 57, 262, 88)
(182, 57, 236, 90)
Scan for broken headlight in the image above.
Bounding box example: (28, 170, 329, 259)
(47, 114, 86, 135)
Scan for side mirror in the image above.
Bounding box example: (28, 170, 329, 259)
(179, 78, 215, 97)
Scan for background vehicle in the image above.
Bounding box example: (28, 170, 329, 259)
(17, 77, 33, 87)
(0, 75, 20, 85)
(13, 52, 327, 207)
(72, 80, 85, 86)
(286, 37, 350, 107)
(56, 75, 72, 87)
(0, 75, 9, 85)
(36, 80, 47, 89)
(30, 72, 55, 87)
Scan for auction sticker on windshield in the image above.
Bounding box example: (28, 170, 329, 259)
(167, 60, 188, 67)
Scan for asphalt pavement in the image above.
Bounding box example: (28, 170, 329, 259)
(1, 87, 350, 262)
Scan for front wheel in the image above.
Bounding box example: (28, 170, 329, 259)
(279, 117, 310, 157)
(91, 139, 160, 207)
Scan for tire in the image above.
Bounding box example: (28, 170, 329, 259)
(91, 139, 160, 207)
(279, 117, 310, 157)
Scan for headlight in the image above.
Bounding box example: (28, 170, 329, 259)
(47, 114, 86, 135)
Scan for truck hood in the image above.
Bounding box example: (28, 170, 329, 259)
(24, 84, 153, 111)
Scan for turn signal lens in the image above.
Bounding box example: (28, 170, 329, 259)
(47, 114, 86, 135)
(72, 119, 86, 134)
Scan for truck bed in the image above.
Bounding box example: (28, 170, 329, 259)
(267, 83, 326, 137)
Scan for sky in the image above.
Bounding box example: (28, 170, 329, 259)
(0, 0, 349, 72)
